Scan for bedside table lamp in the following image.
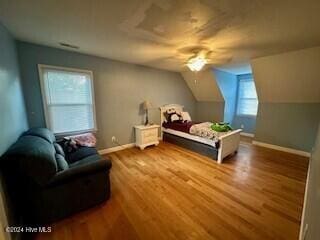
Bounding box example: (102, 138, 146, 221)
(143, 100, 152, 125)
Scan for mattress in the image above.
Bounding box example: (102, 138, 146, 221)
(162, 128, 218, 148)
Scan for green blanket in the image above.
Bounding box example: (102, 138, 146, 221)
(211, 122, 233, 132)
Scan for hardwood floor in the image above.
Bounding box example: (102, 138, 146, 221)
(36, 141, 308, 240)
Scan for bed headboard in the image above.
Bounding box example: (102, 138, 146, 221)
(159, 104, 184, 139)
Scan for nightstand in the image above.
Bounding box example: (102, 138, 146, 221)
(134, 124, 160, 150)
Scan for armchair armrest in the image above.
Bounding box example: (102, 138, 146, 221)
(47, 159, 112, 187)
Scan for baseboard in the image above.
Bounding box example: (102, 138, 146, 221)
(98, 143, 135, 154)
(240, 132, 255, 138)
(299, 160, 311, 240)
(252, 141, 311, 157)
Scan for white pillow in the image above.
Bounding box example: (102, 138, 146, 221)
(170, 113, 181, 122)
(181, 111, 192, 122)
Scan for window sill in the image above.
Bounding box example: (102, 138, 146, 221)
(54, 129, 97, 137)
(236, 114, 257, 118)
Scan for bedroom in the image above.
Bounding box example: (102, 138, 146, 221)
(0, 0, 320, 240)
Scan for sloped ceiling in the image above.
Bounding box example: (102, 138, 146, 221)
(251, 46, 320, 103)
(214, 63, 252, 75)
(181, 70, 223, 102)
(0, 0, 320, 72)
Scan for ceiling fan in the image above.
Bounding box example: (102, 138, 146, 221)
(142, 45, 231, 71)
(178, 45, 232, 71)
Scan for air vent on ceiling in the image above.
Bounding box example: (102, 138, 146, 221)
(59, 42, 79, 49)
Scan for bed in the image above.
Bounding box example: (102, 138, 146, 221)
(160, 104, 242, 164)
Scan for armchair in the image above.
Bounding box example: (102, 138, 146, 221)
(1, 128, 112, 224)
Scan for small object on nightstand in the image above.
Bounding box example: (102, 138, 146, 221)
(142, 100, 152, 126)
(134, 124, 160, 150)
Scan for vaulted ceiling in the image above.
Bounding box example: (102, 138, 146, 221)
(1, 0, 320, 72)
(182, 70, 224, 102)
(252, 46, 320, 103)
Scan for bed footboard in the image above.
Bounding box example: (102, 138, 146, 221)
(217, 129, 242, 164)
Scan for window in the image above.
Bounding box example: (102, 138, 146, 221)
(236, 76, 258, 116)
(38, 65, 97, 135)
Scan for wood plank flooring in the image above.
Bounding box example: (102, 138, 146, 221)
(36, 141, 308, 240)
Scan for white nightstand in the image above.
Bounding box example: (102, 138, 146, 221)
(134, 124, 160, 150)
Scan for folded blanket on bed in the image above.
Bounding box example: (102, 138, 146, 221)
(211, 122, 233, 132)
(189, 122, 229, 141)
(162, 121, 196, 133)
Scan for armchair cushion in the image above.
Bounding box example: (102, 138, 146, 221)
(54, 143, 65, 156)
(69, 154, 102, 168)
(55, 154, 69, 171)
(47, 156, 111, 187)
(66, 146, 98, 164)
(22, 128, 56, 144)
(4, 135, 57, 185)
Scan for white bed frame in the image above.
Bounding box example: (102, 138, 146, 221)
(160, 104, 242, 164)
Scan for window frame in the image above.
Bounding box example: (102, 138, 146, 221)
(38, 64, 97, 136)
(236, 76, 258, 117)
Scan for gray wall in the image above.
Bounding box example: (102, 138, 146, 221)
(0, 24, 28, 240)
(213, 69, 237, 124)
(0, 29, 28, 155)
(300, 124, 320, 240)
(251, 47, 320, 152)
(255, 103, 320, 152)
(233, 115, 256, 134)
(16, 41, 196, 149)
(195, 102, 224, 123)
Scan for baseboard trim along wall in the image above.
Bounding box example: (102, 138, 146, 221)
(240, 132, 255, 138)
(252, 141, 311, 157)
(99, 140, 311, 157)
(98, 143, 135, 154)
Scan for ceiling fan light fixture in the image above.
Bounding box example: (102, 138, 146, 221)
(187, 57, 207, 71)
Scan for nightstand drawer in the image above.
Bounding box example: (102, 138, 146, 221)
(142, 129, 158, 142)
(142, 128, 158, 138)
(134, 124, 160, 150)
(142, 134, 158, 143)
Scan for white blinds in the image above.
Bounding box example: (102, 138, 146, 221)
(40, 66, 96, 134)
(237, 78, 258, 116)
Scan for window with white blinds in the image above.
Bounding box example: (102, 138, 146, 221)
(38, 65, 97, 135)
(237, 77, 258, 116)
